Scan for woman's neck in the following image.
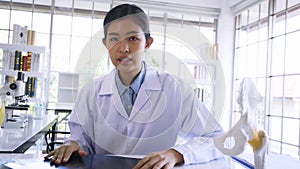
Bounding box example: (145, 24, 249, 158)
(118, 68, 141, 86)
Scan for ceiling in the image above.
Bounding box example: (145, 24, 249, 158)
(87, 0, 230, 9)
(130, 0, 223, 8)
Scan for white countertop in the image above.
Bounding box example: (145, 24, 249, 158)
(0, 114, 57, 153)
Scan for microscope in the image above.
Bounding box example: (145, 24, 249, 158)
(0, 72, 29, 128)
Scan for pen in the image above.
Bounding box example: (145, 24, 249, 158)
(231, 156, 255, 169)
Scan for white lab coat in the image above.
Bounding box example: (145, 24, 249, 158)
(67, 66, 224, 165)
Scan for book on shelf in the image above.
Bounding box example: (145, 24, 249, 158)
(30, 53, 40, 72)
(9, 51, 15, 70)
(2, 50, 11, 70)
(194, 64, 209, 80)
(193, 87, 210, 103)
(29, 77, 37, 97)
(12, 24, 36, 45)
(25, 76, 37, 97)
(1, 50, 40, 72)
(22, 55, 28, 71)
(25, 76, 32, 96)
(12, 24, 28, 45)
(27, 30, 36, 45)
(14, 50, 22, 71)
(26, 52, 32, 71)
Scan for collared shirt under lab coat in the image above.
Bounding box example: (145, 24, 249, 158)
(67, 65, 224, 165)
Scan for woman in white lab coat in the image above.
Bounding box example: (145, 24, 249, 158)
(45, 4, 224, 168)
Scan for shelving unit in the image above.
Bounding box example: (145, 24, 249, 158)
(0, 70, 43, 78)
(181, 58, 219, 113)
(0, 43, 49, 116)
(57, 72, 79, 106)
(0, 43, 47, 54)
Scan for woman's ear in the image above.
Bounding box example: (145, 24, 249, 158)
(102, 38, 107, 47)
(145, 37, 154, 49)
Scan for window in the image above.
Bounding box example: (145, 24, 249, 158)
(144, 10, 218, 112)
(233, 0, 300, 158)
(0, 0, 218, 111)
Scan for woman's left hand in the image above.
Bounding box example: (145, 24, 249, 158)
(133, 149, 184, 169)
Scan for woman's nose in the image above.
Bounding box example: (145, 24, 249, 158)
(119, 40, 129, 53)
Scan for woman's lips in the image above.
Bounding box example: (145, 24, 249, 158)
(118, 57, 130, 61)
(117, 55, 131, 62)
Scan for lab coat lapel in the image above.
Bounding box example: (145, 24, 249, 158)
(99, 69, 129, 118)
(131, 86, 149, 117)
(130, 68, 161, 118)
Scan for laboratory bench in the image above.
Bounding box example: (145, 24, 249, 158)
(0, 114, 58, 153)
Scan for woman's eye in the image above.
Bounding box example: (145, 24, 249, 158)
(110, 37, 119, 42)
(129, 37, 138, 41)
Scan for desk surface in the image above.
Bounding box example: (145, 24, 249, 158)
(0, 153, 233, 169)
(0, 153, 299, 169)
(0, 114, 57, 153)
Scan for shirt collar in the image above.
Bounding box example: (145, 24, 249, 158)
(115, 61, 146, 94)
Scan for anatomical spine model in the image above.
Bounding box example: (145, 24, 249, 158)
(213, 78, 268, 169)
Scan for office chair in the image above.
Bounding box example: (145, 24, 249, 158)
(44, 108, 72, 153)
(44, 130, 70, 153)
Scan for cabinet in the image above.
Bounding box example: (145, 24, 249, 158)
(0, 43, 49, 116)
(180, 57, 225, 121)
(57, 72, 79, 106)
(180, 58, 218, 114)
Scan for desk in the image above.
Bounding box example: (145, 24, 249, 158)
(47, 104, 73, 115)
(0, 153, 234, 169)
(0, 115, 58, 153)
(1, 153, 299, 169)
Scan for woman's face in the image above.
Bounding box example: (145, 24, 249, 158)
(103, 17, 153, 74)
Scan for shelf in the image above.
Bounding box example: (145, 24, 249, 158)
(182, 58, 219, 65)
(0, 70, 43, 78)
(0, 43, 47, 53)
(194, 79, 214, 86)
(0, 42, 49, 115)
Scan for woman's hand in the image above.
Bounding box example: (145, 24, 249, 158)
(133, 149, 184, 169)
(44, 140, 87, 165)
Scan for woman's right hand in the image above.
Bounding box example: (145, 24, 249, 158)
(44, 140, 87, 164)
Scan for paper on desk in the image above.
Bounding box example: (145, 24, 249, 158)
(5, 157, 53, 169)
(107, 154, 145, 159)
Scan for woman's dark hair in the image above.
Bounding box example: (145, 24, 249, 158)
(103, 4, 151, 41)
